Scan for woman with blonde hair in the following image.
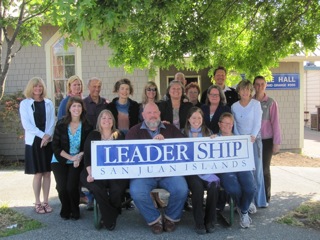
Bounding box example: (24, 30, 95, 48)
(57, 75, 83, 120)
(81, 110, 128, 230)
(232, 80, 267, 208)
(19, 77, 55, 214)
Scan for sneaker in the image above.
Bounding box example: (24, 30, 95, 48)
(237, 208, 252, 228)
(248, 203, 257, 214)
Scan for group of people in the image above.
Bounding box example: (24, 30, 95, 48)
(19, 66, 281, 235)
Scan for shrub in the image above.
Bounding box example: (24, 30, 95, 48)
(0, 91, 25, 139)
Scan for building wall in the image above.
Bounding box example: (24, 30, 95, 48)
(269, 62, 302, 151)
(304, 70, 320, 127)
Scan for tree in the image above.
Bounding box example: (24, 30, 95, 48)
(55, 0, 320, 84)
(0, 0, 54, 100)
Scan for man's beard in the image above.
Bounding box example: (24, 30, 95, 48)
(145, 119, 161, 129)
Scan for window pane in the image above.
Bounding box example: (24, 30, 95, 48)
(65, 66, 75, 78)
(65, 55, 75, 65)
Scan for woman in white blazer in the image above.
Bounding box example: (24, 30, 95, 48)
(19, 77, 55, 214)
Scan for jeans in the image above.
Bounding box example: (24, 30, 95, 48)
(253, 138, 268, 207)
(219, 171, 256, 213)
(130, 176, 188, 225)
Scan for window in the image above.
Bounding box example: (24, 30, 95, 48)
(167, 75, 201, 86)
(51, 38, 76, 111)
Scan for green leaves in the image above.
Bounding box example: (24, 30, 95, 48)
(54, 0, 320, 82)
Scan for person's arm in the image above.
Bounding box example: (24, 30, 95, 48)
(231, 104, 240, 135)
(19, 100, 45, 139)
(251, 100, 262, 139)
(41, 100, 56, 147)
(270, 100, 281, 148)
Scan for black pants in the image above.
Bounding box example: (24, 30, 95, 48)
(80, 170, 129, 228)
(52, 162, 82, 218)
(262, 138, 273, 203)
(186, 175, 219, 226)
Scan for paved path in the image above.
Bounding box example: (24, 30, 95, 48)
(0, 128, 319, 239)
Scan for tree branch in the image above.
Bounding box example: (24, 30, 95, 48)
(234, 1, 264, 41)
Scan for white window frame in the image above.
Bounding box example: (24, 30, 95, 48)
(45, 31, 82, 108)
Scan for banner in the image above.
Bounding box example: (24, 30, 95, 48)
(91, 135, 255, 179)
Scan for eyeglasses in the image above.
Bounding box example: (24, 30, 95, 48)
(219, 121, 232, 126)
(208, 93, 220, 97)
(146, 88, 157, 92)
(188, 91, 199, 95)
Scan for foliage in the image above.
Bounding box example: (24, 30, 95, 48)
(0, 0, 55, 100)
(54, 0, 320, 85)
(277, 200, 320, 230)
(0, 91, 25, 139)
(0, 204, 43, 237)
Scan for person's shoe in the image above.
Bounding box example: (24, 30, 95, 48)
(183, 200, 193, 211)
(86, 199, 94, 211)
(237, 208, 252, 228)
(163, 218, 176, 232)
(124, 201, 135, 210)
(248, 203, 257, 214)
(79, 196, 88, 205)
(205, 223, 215, 233)
(195, 224, 206, 235)
(106, 222, 116, 231)
(150, 220, 163, 234)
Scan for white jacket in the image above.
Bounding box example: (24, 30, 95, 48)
(19, 98, 55, 146)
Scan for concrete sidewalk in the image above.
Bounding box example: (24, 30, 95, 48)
(0, 129, 319, 240)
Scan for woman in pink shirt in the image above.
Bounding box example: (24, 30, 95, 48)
(253, 76, 281, 203)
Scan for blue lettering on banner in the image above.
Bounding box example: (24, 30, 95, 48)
(266, 73, 300, 90)
(91, 135, 255, 179)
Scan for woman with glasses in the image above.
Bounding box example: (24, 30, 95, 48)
(139, 81, 160, 121)
(201, 85, 231, 134)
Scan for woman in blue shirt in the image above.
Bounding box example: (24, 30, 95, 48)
(52, 97, 92, 220)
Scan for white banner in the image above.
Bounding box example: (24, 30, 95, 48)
(91, 135, 255, 179)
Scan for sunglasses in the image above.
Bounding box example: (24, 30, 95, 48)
(146, 88, 157, 92)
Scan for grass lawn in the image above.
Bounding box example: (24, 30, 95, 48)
(0, 204, 43, 237)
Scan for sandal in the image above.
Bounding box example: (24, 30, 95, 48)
(42, 202, 53, 213)
(35, 203, 45, 214)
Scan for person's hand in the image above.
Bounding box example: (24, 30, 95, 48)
(40, 134, 51, 148)
(87, 174, 94, 183)
(210, 134, 217, 139)
(250, 135, 256, 143)
(153, 134, 164, 140)
(161, 120, 170, 125)
(273, 144, 280, 154)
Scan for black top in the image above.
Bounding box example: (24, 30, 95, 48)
(200, 87, 238, 107)
(201, 104, 231, 134)
(158, 99, 193, 130)
(106, 97, 140, 129)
